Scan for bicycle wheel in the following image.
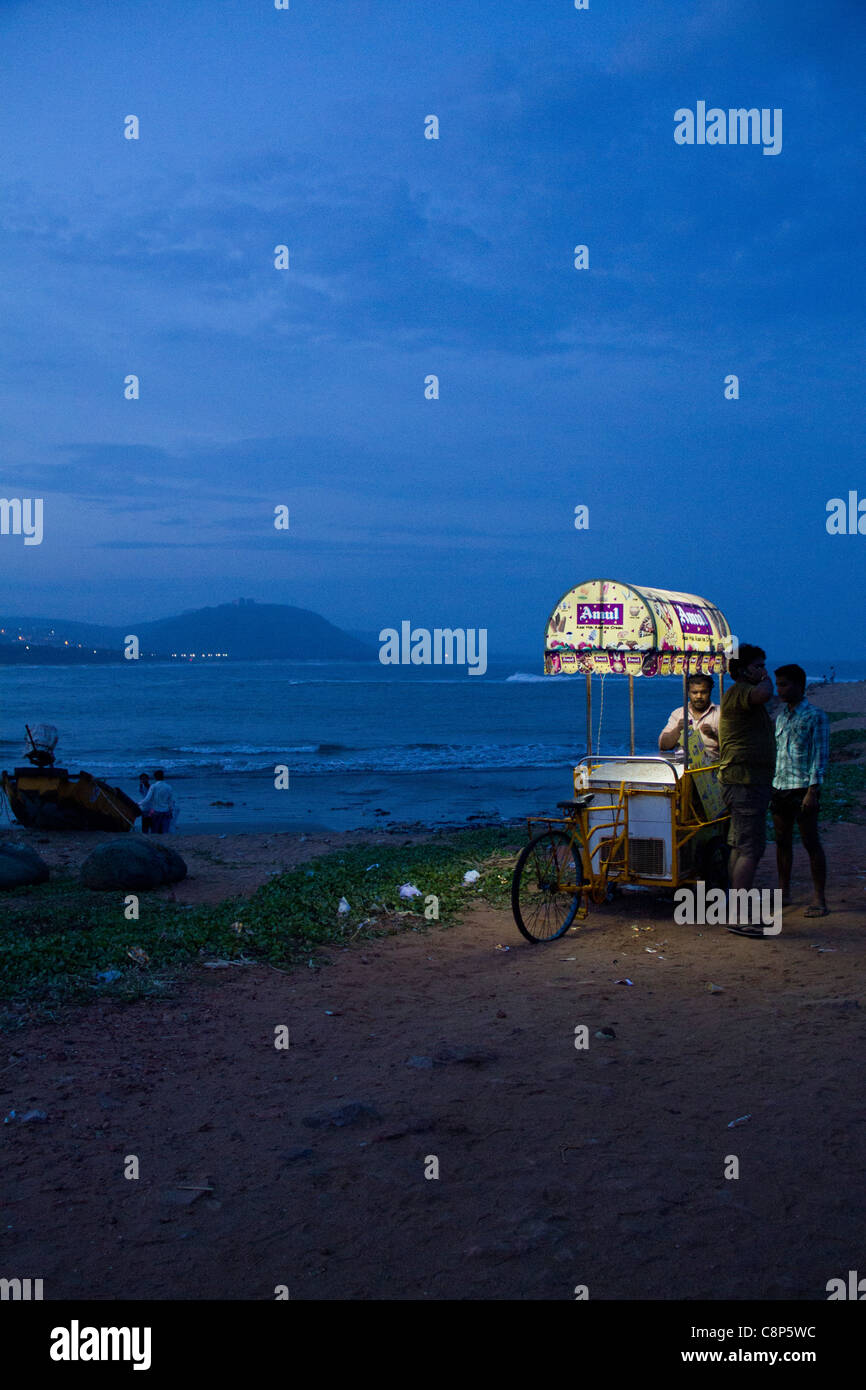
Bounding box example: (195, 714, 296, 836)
(512, 829, 585, 943)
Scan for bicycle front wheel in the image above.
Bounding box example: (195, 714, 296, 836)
(511, 829, 585, 943)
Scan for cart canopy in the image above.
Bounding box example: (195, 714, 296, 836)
(544, 579, 732, 677)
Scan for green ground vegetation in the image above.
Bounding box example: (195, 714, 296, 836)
(0, 827, 519, 1024)
(823, 726, 866, 822)
(829, 727, 866, 756)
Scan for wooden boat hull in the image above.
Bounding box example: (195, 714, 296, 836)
(1, 767, 139, 832)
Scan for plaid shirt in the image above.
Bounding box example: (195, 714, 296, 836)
(773, 699, 830, 789)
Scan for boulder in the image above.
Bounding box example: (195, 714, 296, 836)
(80, 837, 187, 891)
(146, 841, 187, 884)
(0, 842, 50, 890)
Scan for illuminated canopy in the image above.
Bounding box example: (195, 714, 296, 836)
(544, 578, 733, 677)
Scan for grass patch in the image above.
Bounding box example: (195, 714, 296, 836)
(827, 711, 858, 723)
(821, 762, 866, 824)
(0, 827, 521, 1025)
(830, 727, 866, 757)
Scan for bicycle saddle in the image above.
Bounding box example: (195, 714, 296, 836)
(557, 795, 595, 811)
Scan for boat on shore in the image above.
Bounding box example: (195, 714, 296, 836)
(1, 725, 139, 832)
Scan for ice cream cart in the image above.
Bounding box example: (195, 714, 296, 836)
(511, 579, 735, 942)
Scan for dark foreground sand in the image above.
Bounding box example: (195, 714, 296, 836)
(2, 811, 866, 1300)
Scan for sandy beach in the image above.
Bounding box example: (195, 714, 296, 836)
(1, 682, 865, 1300)
(808, 677, 866, 721)
(0, 822, 445, 906)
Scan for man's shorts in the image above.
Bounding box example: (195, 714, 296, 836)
(770, 787, 821, 843)
(721, 782, 772, 858)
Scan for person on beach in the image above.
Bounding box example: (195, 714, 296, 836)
(658, 673, 720, 761)
(771, 664, 830, 917)
(718, 645, 776, 936)
(138, 772, 153, 834)
(139, 768, 177, 835)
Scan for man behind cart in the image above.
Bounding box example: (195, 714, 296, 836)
(658, 673, 720, 760)
(718, 644, 775, 936)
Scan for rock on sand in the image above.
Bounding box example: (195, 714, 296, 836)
(0, 842, 51, 891)
(80, 837, 187, 891)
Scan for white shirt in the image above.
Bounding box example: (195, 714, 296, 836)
(141, 781, 176, 813)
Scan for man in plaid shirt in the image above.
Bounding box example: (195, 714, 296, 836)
(771, 664, 830, 916)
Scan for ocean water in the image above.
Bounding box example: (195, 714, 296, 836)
(1, 660, 862, 832)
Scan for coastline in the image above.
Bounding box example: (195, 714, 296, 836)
(0, 765, 577, 837)
(133, 765, 573, 835)
(1, 678, 862, 888)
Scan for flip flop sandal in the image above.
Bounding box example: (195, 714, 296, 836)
(803, 906, 830, 917)
(726, 925, 766, 938)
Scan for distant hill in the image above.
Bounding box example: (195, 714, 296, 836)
(0, 601, 376, 662)
(347, 628, 382, 649)
(0, 616, 124, 648)
(136, 601, 375, 661)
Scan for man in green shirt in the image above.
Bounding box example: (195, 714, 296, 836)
(718, 645, 776, 930)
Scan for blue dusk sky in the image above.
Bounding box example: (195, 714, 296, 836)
(0, 0, 863, 659)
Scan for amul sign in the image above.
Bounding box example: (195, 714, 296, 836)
(674, 603, 712, 636)
(575, 603, 623, 626)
